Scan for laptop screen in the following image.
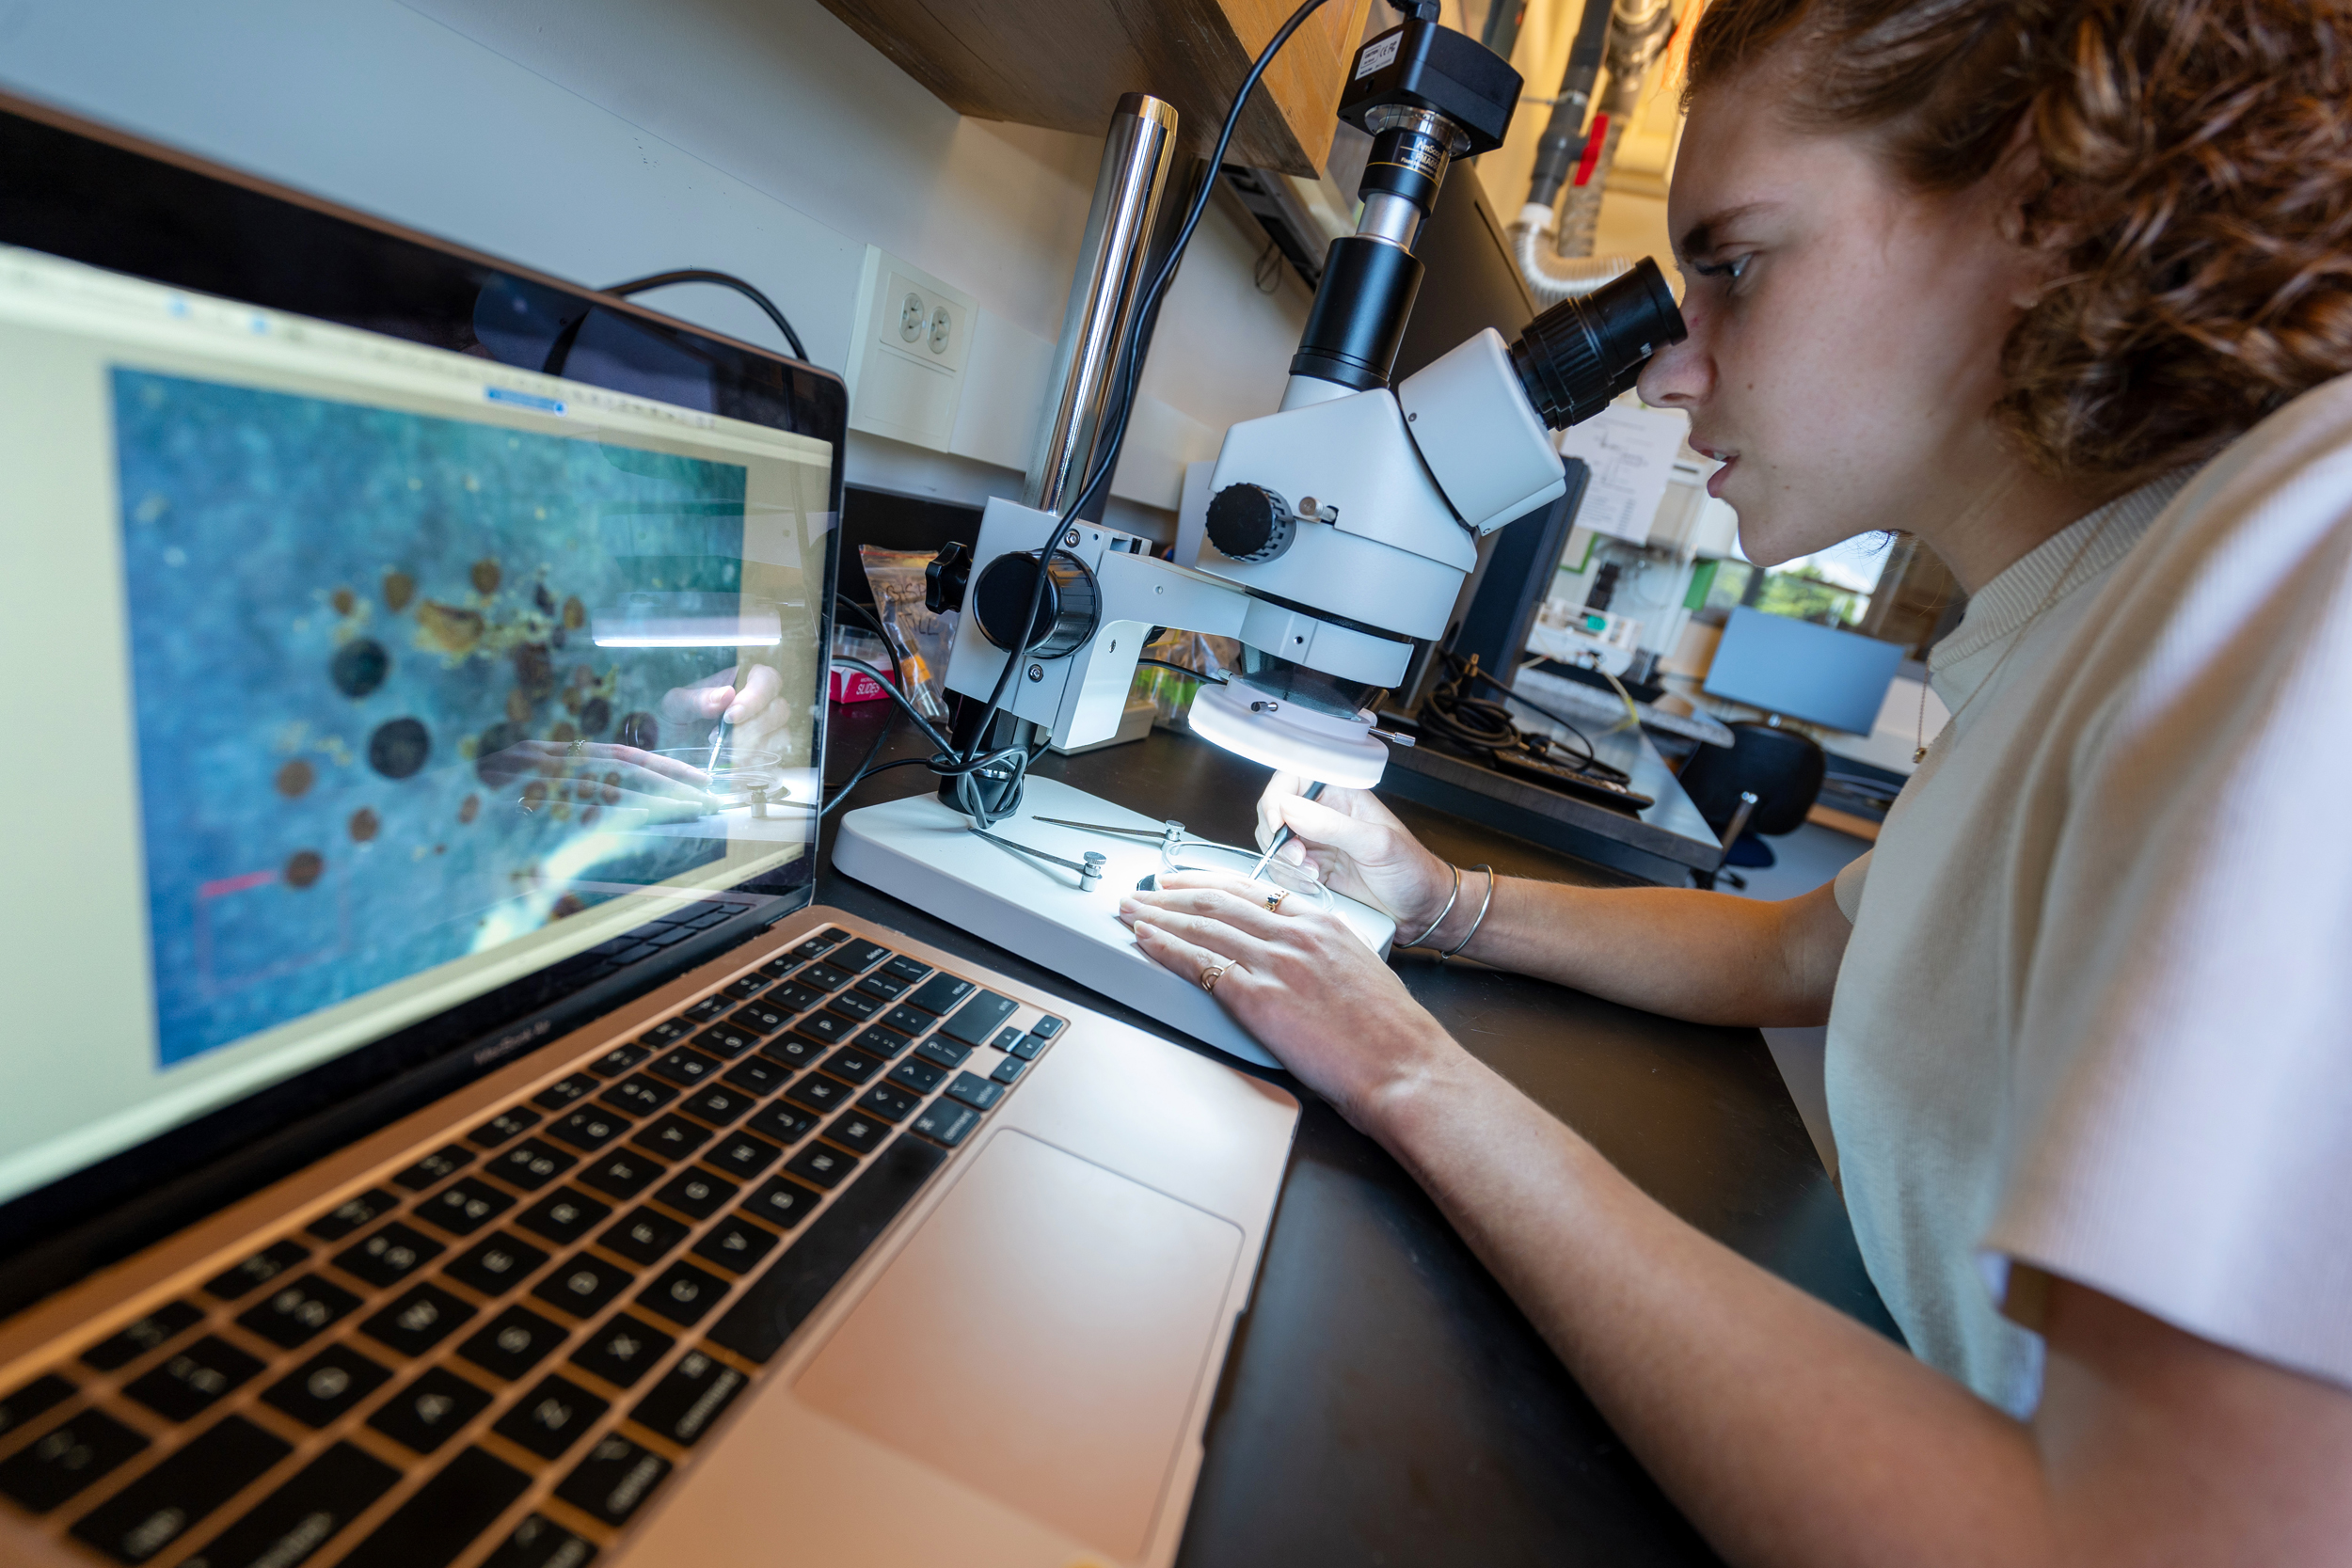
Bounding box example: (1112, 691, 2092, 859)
(0, 242, 835, 1212)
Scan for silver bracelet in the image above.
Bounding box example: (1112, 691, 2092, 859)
(1403, 863, 1460, 948)
(1441, 865, 1495, 958)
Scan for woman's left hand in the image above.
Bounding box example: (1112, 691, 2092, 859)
(1120, 870, 1457, 1130)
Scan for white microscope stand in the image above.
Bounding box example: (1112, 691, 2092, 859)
(833, 777, 1396, 1069)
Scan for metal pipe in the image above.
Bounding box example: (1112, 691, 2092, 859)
(1553, 0, 1675, 259)
(1024, 93, 1179, 514)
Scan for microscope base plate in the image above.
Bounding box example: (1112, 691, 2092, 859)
(833, 778, 1396, 1069)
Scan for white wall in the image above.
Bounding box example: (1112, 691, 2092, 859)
(0, 0, 1318, 536)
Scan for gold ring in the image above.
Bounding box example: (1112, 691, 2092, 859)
(1200, 958, 1236, 993)
(1264, 888, 1288, 913)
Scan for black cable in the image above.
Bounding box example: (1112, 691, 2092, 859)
(604, 268, 809, 363)
(1252, 231, 1283, 293)
(818, 754, 931, 819)
(1136, 657, 1226, 684)
(1422, 652, 1633, 784)
(834, 594, 909, 695)
(1461, 663, 1602, 759)
(945, 0, 1333, 831)
(833, 657, 954, 754)
(1419, 655, 1523, 752)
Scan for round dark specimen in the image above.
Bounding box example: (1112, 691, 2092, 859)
(348, 807, 380, 842)
(1206, 484, 1297, 563)
(285, 849, 325, 889)
(513, 641, 556, 700)
(471, 559, 502, 594)
(367, 718, 431, 779)
(329, 639, 390, 698)
(275, 758, 314, 798)
(617, 711, 659, 750)
(579, 697, 611, 736)
(474, 721, 525, 784)
(458, 793, 481, 824)
(382, 570, 415, 613)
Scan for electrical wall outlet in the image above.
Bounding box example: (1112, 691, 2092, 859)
(844, 246, 976, 451)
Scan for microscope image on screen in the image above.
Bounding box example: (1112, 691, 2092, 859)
(111, 370, 796, 1067)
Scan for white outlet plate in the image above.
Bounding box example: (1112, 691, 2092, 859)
(845, 246, 977, 451)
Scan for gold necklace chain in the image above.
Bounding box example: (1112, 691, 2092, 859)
(1914, 512, 2119, 763)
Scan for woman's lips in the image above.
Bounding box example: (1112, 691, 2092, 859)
(1705, 454, 1737, 498)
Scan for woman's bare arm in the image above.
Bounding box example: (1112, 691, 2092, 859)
(1424, 876, 1852, 1027)
(1121, 879, 2352, 1568)
(1257, 775, 1851, 1027)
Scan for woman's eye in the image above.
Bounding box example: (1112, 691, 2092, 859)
(1691, 254, 1752, 288)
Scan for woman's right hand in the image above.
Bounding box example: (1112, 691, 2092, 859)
(1255, 773, 1454, 936)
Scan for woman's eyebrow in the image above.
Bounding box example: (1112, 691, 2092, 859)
(1677, 203, 1772, 261)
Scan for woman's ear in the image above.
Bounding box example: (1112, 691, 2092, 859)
(1989, 114, 2060, 309)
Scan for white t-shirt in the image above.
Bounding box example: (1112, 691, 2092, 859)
(1827, 374, 2352, 1416)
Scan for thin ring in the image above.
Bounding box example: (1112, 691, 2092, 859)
(1264, 888, 1289, 913)
(1200, 958, 1238, 993)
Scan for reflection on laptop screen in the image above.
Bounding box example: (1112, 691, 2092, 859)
(0, 247, 833, 1206)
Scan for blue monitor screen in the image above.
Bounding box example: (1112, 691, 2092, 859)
(1701, 608, 1905, 734)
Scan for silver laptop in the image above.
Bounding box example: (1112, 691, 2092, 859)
(0, 95, 1297, 1568)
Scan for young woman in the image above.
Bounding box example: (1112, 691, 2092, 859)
(1121, 1, 2352, 1560)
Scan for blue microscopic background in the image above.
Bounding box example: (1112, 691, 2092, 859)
(115, 369, 760, 1067)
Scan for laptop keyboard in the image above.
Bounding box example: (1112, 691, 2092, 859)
(0, 922, 1068, 1568)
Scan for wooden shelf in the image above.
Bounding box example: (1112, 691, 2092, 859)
(815, 0, 1377, 177)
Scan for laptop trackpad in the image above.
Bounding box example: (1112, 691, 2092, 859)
(792, 1129, 1244, 1560)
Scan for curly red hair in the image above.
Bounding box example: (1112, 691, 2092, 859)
(1686, 0, 2352, 481)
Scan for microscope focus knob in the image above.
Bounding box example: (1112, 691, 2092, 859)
(971, 549, 1101, 659)
(925, 541, 972, 614)
(1206, 483, 1298, 563)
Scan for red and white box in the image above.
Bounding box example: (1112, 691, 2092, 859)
(828, 662, 894, 704)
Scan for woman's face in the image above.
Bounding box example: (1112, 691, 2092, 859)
(1637, 68, 2045, 567)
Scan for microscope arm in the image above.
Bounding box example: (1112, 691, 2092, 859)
(939, 499, 1258, 752)
(1057, 549, 1250, 747)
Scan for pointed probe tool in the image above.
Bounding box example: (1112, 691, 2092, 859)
(1246, 780, 1325, 881)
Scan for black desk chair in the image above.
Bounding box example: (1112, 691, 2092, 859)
(1678, 721, 1827, 890)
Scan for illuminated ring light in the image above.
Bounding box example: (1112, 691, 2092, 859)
(1186, 679, 1388, 789)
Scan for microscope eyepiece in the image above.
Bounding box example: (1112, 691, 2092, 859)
(1507, 257, 1686, 430)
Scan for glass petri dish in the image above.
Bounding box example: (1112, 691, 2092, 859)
(653, 746, 786, 807)
(1154, 836, 1333, 912)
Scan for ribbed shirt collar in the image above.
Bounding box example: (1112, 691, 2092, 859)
(1929, 467, 2197, 709)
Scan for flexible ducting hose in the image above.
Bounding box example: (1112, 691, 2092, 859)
(1509, 214, 1632, 304)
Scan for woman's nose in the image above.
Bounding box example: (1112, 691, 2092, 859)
(1636, 322, 1710, 410)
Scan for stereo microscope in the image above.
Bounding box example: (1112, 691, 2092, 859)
(923, 11, 1682, 791)
(836, 6, 1687, 1064)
